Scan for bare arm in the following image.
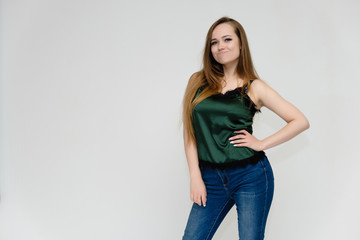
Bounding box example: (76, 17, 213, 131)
(183, 128, 202, 179)
(183, 127, 207, 207)
(229, 79, 310, 151)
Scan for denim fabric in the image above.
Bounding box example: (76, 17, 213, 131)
(182, 156, 274, 240)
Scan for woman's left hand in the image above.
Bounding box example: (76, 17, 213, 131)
(229, 130, 263, 151)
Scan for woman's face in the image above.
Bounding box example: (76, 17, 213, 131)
(210, 23, 241, 66)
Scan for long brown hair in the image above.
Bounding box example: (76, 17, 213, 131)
(182, 16, 260, 144)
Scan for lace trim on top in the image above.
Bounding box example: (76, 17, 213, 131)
(199, 151, 266, 170)
(212, 86, 261, 113)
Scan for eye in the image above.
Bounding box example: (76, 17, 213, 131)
(211, 38, 232, 46)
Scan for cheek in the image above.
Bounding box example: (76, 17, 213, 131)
(230, 46, 240, 55)
(229, 43, 238, 51)
(210, 49, 217, 58)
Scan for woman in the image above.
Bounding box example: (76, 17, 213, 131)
(181, 16, 309, 240)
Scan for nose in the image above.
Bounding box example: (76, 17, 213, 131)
(218, 41, 225, 51)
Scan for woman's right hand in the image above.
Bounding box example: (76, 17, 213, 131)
(190, 177, 207, 207)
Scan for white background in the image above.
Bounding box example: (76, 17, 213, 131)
(1, 0, 360, 239)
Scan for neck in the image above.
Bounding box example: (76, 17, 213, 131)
(222, 60, 240, 83)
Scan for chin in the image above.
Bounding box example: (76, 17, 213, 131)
(215, 58, 229, 64)
(219, 58, 238, 66)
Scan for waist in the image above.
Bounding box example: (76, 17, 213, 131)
(199, 151, 265, 170)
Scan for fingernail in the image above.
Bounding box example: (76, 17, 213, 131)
(203, 205, 206, 207)
(233, 144, 237, 147)
(230, 141, 234, 144)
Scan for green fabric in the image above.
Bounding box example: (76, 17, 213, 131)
(192, 85, 260, 164)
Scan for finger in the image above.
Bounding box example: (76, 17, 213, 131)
(201, 194, 207, 207)
(229, 134, 246, 140)
(229, 134, 246, 141)
(229, 131, 247, 140)
(230, 137, 247, 144)
(194, 195, 201, 206)
(234, 142, 248, 147)
(233, 137, 248, 146)
(233, 129, 247, 133)
(232, 140, 247, 146)
(191, 194, 199, 204)
(238, 129, 248, 135)
(230, 136, 246, 143)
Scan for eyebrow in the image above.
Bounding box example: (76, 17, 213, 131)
(211, 35, 232, 41)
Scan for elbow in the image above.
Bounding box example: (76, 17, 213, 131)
(302, 117, 310, 131)
(291, 115, 309, 132)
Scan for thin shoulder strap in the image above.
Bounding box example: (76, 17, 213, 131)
(244, 80, 255, 94)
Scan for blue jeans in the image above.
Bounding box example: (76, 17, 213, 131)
(182, 156, 274, 240)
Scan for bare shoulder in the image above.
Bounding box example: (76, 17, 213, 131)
(248, 79, 273, 108)
(250, 78, 272, 92)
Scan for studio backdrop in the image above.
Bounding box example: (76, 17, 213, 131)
(1, 0, 359, 239)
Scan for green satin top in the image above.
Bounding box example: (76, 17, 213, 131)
(192, 83, 265, 169)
